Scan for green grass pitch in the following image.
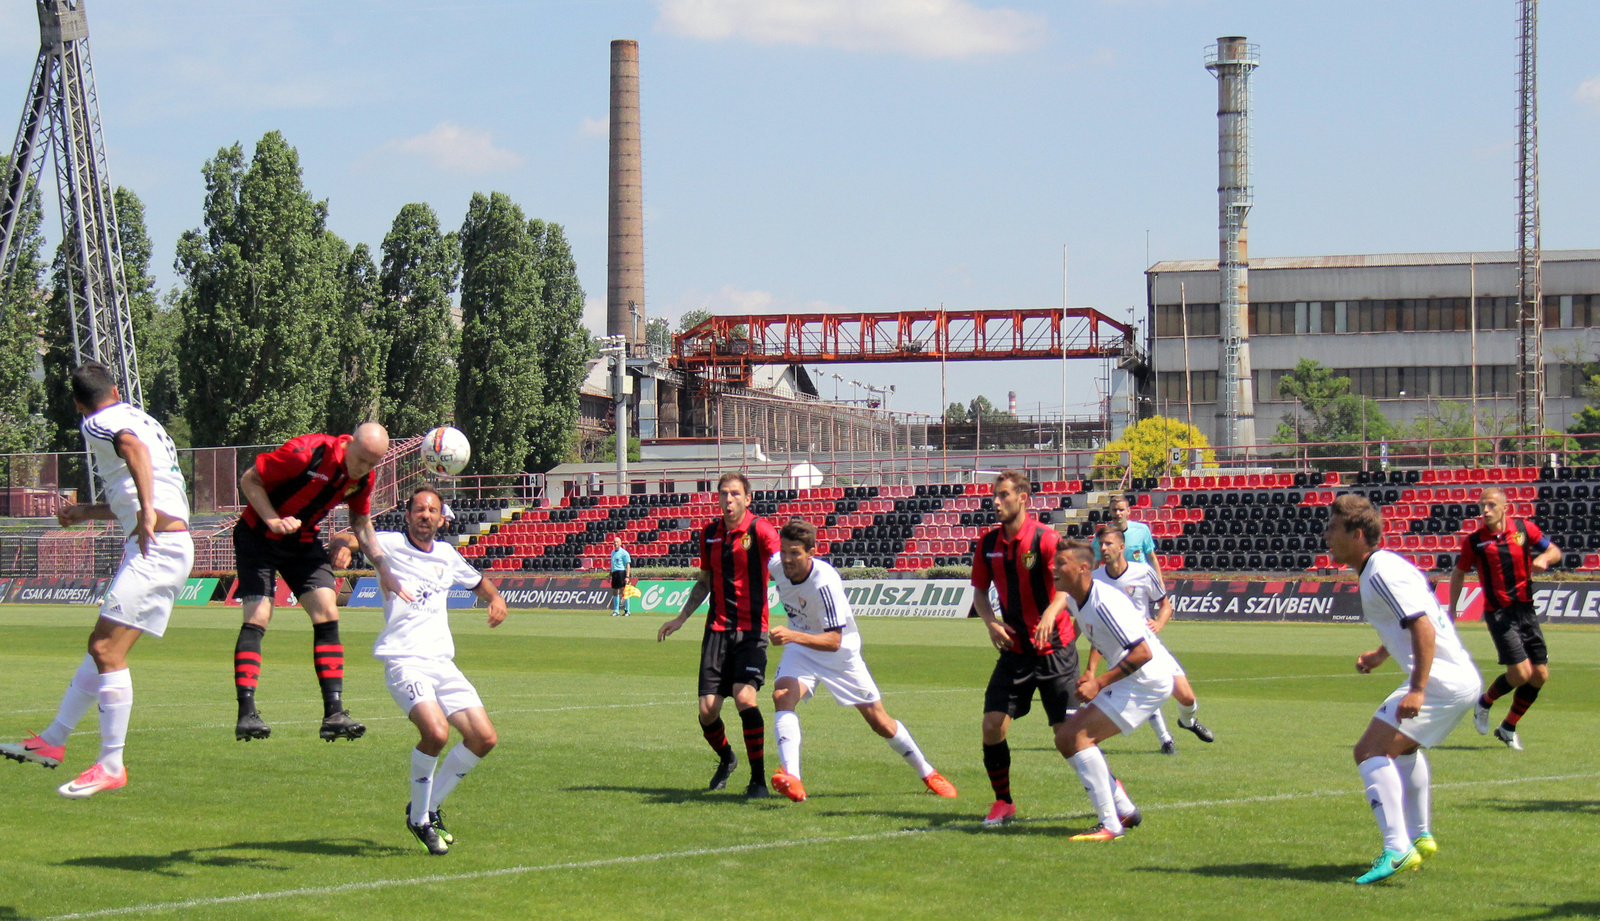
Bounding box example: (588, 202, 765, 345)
(0, 604, 1597, 920)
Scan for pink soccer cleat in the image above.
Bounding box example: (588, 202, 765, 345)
(0, 733, 64, 769)
(983, 800, 1016, 826)
(58, 762, 127, 799)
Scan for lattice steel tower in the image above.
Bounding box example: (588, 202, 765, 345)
(1514, 0, 1542, 437)
(1206, 37, 1258, 452)
(0, 0, 141, 406)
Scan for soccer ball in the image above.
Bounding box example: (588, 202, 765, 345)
(421, 426, 471, 476)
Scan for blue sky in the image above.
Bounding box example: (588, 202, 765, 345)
(3, 0, 1598, 419)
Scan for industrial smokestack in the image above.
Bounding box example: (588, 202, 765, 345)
(1206, 36, 1258, 451)
(608, 39, 644, 353)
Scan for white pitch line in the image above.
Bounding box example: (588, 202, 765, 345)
(28, 771, 1600, 921)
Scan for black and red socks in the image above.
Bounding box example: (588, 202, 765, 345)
(312, 620, 346, 717)
(234, 624, 265, 718)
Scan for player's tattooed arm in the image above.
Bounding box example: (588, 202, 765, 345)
(352, 512, 415, 603)
(659, 571, 710, 641)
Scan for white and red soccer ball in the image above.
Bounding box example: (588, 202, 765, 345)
(421, 426, 471, 476)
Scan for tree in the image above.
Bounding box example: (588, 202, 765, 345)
(944, 402, 966, 424)
(43, 188, 186, 450)
(1566, 370, 1600, 461)
(1093, 416, 1214, 479)
(525, 218, 587, 473)
(966, 395, 1016, 425)
(376, 203, 459, 437)
(645, 317, 671, 354)
(678, 309, 711, 333)
(1272, 358, 1395, 468)
(0, 155, 48, 454)
(175, 132, 346, 446)
(455, 191, 543, 476)
(326, 243, 384, 435)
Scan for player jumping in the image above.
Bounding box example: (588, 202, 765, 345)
(0, 363, 194, 798)
(766, 519, 957, 802)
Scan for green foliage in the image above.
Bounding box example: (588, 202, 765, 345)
(1093, 415, 1214, 478)
(326, 243, 384, 435)
(175, 132, 347, 446)
(600, 434, 642, 463)
(645, 317, 672, 353)
(0, 156, 49, 454)
(376, 203, 460, 437)
(455, 192, 544, 476)
(677, 309, 711, 332)
(1569, 400, 1600, 461)
(1272, 358, 1396, 468)
(525, 219, 587, 473)
(945, 395, 1016, 425)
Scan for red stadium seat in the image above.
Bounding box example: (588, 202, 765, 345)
(1583, 554, 1600, 571)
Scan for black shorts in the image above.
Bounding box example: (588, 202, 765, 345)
(233, 522, 337, 601)
(611, 571, 627, 590)
(698, 628, 768, 698)
(1484, 601, 1548, 666)
(984, 646, 1081, 725)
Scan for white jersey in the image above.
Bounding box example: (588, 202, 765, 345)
(79, 401, 189, 535)
(1066, 580, 1181, 684)
(768, 555, 860, 653)
(1359, 549, 1478, 687)
(372, 531, 483, 660)
(1093, 561, 1166, 620)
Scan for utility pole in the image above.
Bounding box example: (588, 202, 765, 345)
(1514, 0, 1544, 446)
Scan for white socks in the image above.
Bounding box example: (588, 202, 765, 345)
(430, 744, 483, 808)
(1359, 755, 1410, 853)
(885, 721, 934, 779)
(774, 710, 802, 778)
(410, 749, 437, 825)
(1177, 700, 1198, 728)
(1148, 711, 1173, 744)
(96, 669, 132, 774)
(1394, 752, 1431, 841)
(1109, 774, 1136, 816)
(1068, 747, 1123, 834)
(42, 654, 100, 747)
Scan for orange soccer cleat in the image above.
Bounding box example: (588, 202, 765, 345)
(771, 769, 807, 803)
(923, 772, 958, 798)
(1068, 824, 1125, 842)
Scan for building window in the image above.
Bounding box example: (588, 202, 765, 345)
(1157, 371, 1218, 403)
(1155, 303, 1220, 338)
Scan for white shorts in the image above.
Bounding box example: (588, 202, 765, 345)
(1373, 674, 1482, 749)
(98, 532, 194, 638)
(382, 656, 484, 717)
(1090, 673, 1175, 734)
(775, 643, 881, 707)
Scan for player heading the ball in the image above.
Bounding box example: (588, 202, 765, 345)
(374, 485, 509, 856)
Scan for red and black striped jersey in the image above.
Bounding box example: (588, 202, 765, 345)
(1456, 518, 1551, 610)
(972, 517, 1072, 654)
(700, 510, 782, 632)
(242, 434, 375, 543)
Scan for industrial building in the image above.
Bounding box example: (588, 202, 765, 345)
(1144, 249, 1600, 444)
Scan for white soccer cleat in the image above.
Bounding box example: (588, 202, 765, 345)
(1473, 701, 1491, 735)
(1493, 726, 1523, 751)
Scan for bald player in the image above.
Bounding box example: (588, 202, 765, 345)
(230, 423, 410, 742)
(1449, 486, 1560, 750)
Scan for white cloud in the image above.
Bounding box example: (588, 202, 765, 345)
(578, 116, 609, 138)
(386, 122, 523, 174)
(655, 0, 1046, 58)
(1577, 76, 1600, 111)
(581, 295, 610, 336)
